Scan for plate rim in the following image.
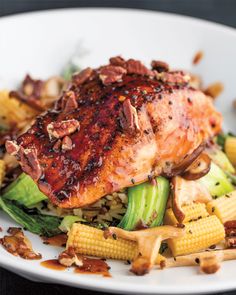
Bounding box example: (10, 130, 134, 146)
(1, 6, 236, 37)
(1, 253, 236, 295)
(1, 7, 236, 294)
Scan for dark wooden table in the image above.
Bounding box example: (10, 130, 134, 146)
(1, 0, 236, 294)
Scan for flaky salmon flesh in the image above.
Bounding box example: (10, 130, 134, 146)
(6, 57, 222, 208)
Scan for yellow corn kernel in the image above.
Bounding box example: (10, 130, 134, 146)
(168, 215, 225, 256)
(67, 223, 165, 263)
(164, 203, 209, 225)
(206, 191, 236, 223)
(225, 137, 236, 166)
(0, 160, 5, 188)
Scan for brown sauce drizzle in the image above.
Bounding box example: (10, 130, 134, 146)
(74, 257, 111, 277)
(40, 259, 67, 271)
(0, 227, 42, 260)
(41, 233, 67, 247)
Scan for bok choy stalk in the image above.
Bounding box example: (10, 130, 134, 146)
(207, 148, 235, 174)
(225, 171, 236, 185)
(59, 216, 85, 232)
(118, 176, 170, 230)
(2, 173, 47, 207)
(197, 162, 234, 198)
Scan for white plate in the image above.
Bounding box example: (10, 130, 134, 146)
(1, 8, 236, 294)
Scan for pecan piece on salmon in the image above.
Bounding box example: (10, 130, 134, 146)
(99, 66, 127, 85)
(6, 57, 222, 208)
(156, 71, 190, 85)
(72, 67, 93, 86)
(125, 59, 153, 76)
(119, 99, 140, 134)
(151, 60, 169, 72)
(62, 90, 78, 113)
(62, 136, 73, 151)
(109, 56, 126, 67)
(19, 147, 42, 181)
(47, 119, 80, 139)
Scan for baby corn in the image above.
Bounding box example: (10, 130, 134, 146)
(225, 137, 236, 166)
(67, 223, 166, 263)
(164, 203, 209, 225)
(0, 160, 5, 188)
(67, 223, 138, 260)
(168, 215, 225, 256)
(206, 191, 236, 223)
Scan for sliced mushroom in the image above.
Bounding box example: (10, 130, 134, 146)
(106, 225, 184, 275)
(43, 76, 64, 98)
(167, 143, 205, 177)
(181, 153, 211, 180)
(172, 176, 212, 223)
(159, 249, 236, 274)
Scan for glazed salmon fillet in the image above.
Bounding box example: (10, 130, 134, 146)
(6, 57, 222, 208)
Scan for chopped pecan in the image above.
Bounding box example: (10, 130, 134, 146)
(119, 99, 140, 134)
(125, 59, 153, 76)
(224, 220, 236, 237)
(19, 147, 42, 181)
(99, 66, 127, 85)
(151, 60, 169, 72)
(10, 74, 45, 111)
(62, 90, 78, 113)
(193, 51, 204, 65)
(224, 220, 236, 229)
(72, 67, 93, 86)
(226, 237, 236, 248)
(47, 119, 80, 139)
(53, 139, 62, 151)
(5, 140, 20, 156)
(22, 75, 43, 97)
(204, 82, 224, 99)
(156, 71, 190, 85)
(0, 227, 42, 260)
(58, 247, 83, 267)
(109, 56, 126, 66)
(62, 136, 73, 151)
(225, 228, 236, 237)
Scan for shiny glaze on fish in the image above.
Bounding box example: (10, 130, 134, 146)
(8, 58, 222, 208)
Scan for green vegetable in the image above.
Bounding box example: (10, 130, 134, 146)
(225, 171, 236, 185)
(118, 176, 170, 230)
(0, 198, 61, 237)
(208, 149, 235, 174)
(62, 63, 80, 81)
(216, 132, 236, 150)
(216, 133, 228, 150)
(3, 173, 47, 207)
(59, 215, 85, 232)
(197, 162, 234, 198)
